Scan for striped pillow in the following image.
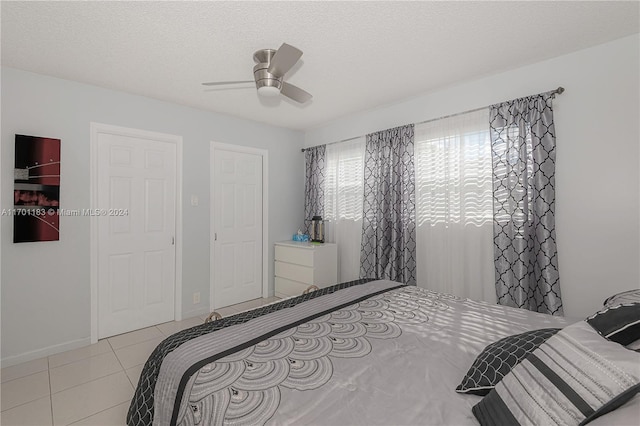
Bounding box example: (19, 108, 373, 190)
(472, 321, 640, 426)
(586, 303, 640, 346)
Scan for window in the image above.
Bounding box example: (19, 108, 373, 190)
(323, 137, 365, 282)
(324, 138, 365, 222)
(414, 109, 496, 303)
(415, 110, 493, 227)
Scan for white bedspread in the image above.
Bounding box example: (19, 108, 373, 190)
(132, 280, 573, 426)
(268, 287, 571, 425)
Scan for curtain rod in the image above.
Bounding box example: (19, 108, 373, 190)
(301, 86, 565, 152)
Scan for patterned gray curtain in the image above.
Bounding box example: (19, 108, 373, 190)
(360, 125, 417, 285)
(490, 92, 562, 315)
(303, 145, 326, 234)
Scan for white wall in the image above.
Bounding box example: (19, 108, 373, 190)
(2, 35, 638, 365)
(305, 34, 640, 319)
(1, 68, 304, 365)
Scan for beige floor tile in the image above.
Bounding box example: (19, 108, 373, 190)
(261, 296, 281, 305)
(50, 352, 123, 394)
(1, 357, 48, 383)
(0, 396, 52, 426)
(156, 316, 203, 337)
(214, 306, 239, 317)
(49, 341, 112, 369)
(107, 327, 163, 351)
(124, 364, 144, 388)
(51, 372, 132, 426)
(113, 337, 164, 370)
(69, 402, 128, 426)
(230, 298, 264, 312)
(1, 370, 50, 411)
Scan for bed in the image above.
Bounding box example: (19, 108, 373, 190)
(126, 278, 639, 426)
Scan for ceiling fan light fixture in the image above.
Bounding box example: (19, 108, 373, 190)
(202, 43, 312, 104)
(257, 85, 280, 97)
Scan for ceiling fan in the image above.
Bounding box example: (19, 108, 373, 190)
(202, 43, 312, 104)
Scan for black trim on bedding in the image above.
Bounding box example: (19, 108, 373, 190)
(169, 283, 404, 425)
(127, 278, 384, 426)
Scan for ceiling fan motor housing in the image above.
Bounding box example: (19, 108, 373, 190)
(253, 49, 283, 90)
(201, 44, 310, 103)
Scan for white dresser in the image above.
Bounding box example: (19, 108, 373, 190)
(274, 241, 338, 298)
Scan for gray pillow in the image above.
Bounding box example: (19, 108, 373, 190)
(604, 289, 640, 307)
(473, 321, 640, 426)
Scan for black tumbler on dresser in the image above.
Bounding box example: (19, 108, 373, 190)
(310, 215, 324, 243)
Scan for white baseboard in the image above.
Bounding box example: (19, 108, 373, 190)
(1, 337, 92, 369)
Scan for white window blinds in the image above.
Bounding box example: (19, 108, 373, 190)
(325, 138, 365, 221)
(415, 109, 496, 303)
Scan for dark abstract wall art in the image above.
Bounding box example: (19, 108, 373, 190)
(13, 134, 61, 243)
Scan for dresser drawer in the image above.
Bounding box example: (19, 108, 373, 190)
(275, 261, 314, 284)
(275, 277, 309, 298)
(275, 245, 314, 267)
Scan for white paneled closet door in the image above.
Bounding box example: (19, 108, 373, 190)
(97, 132, 177, 339)
(212, 148, 263, 308)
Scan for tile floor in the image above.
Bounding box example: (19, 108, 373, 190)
(0, 296, 279, 426)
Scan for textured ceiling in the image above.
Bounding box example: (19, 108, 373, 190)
(2, 1, 638, 130)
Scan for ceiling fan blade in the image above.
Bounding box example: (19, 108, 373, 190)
(268, 43, 303, 77)
(281, 82, 312, 103)
(203, 86, 256, 92)
(202, 80, 254, 86)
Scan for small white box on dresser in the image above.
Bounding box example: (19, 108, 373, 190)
(274, 241, 338, 298)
